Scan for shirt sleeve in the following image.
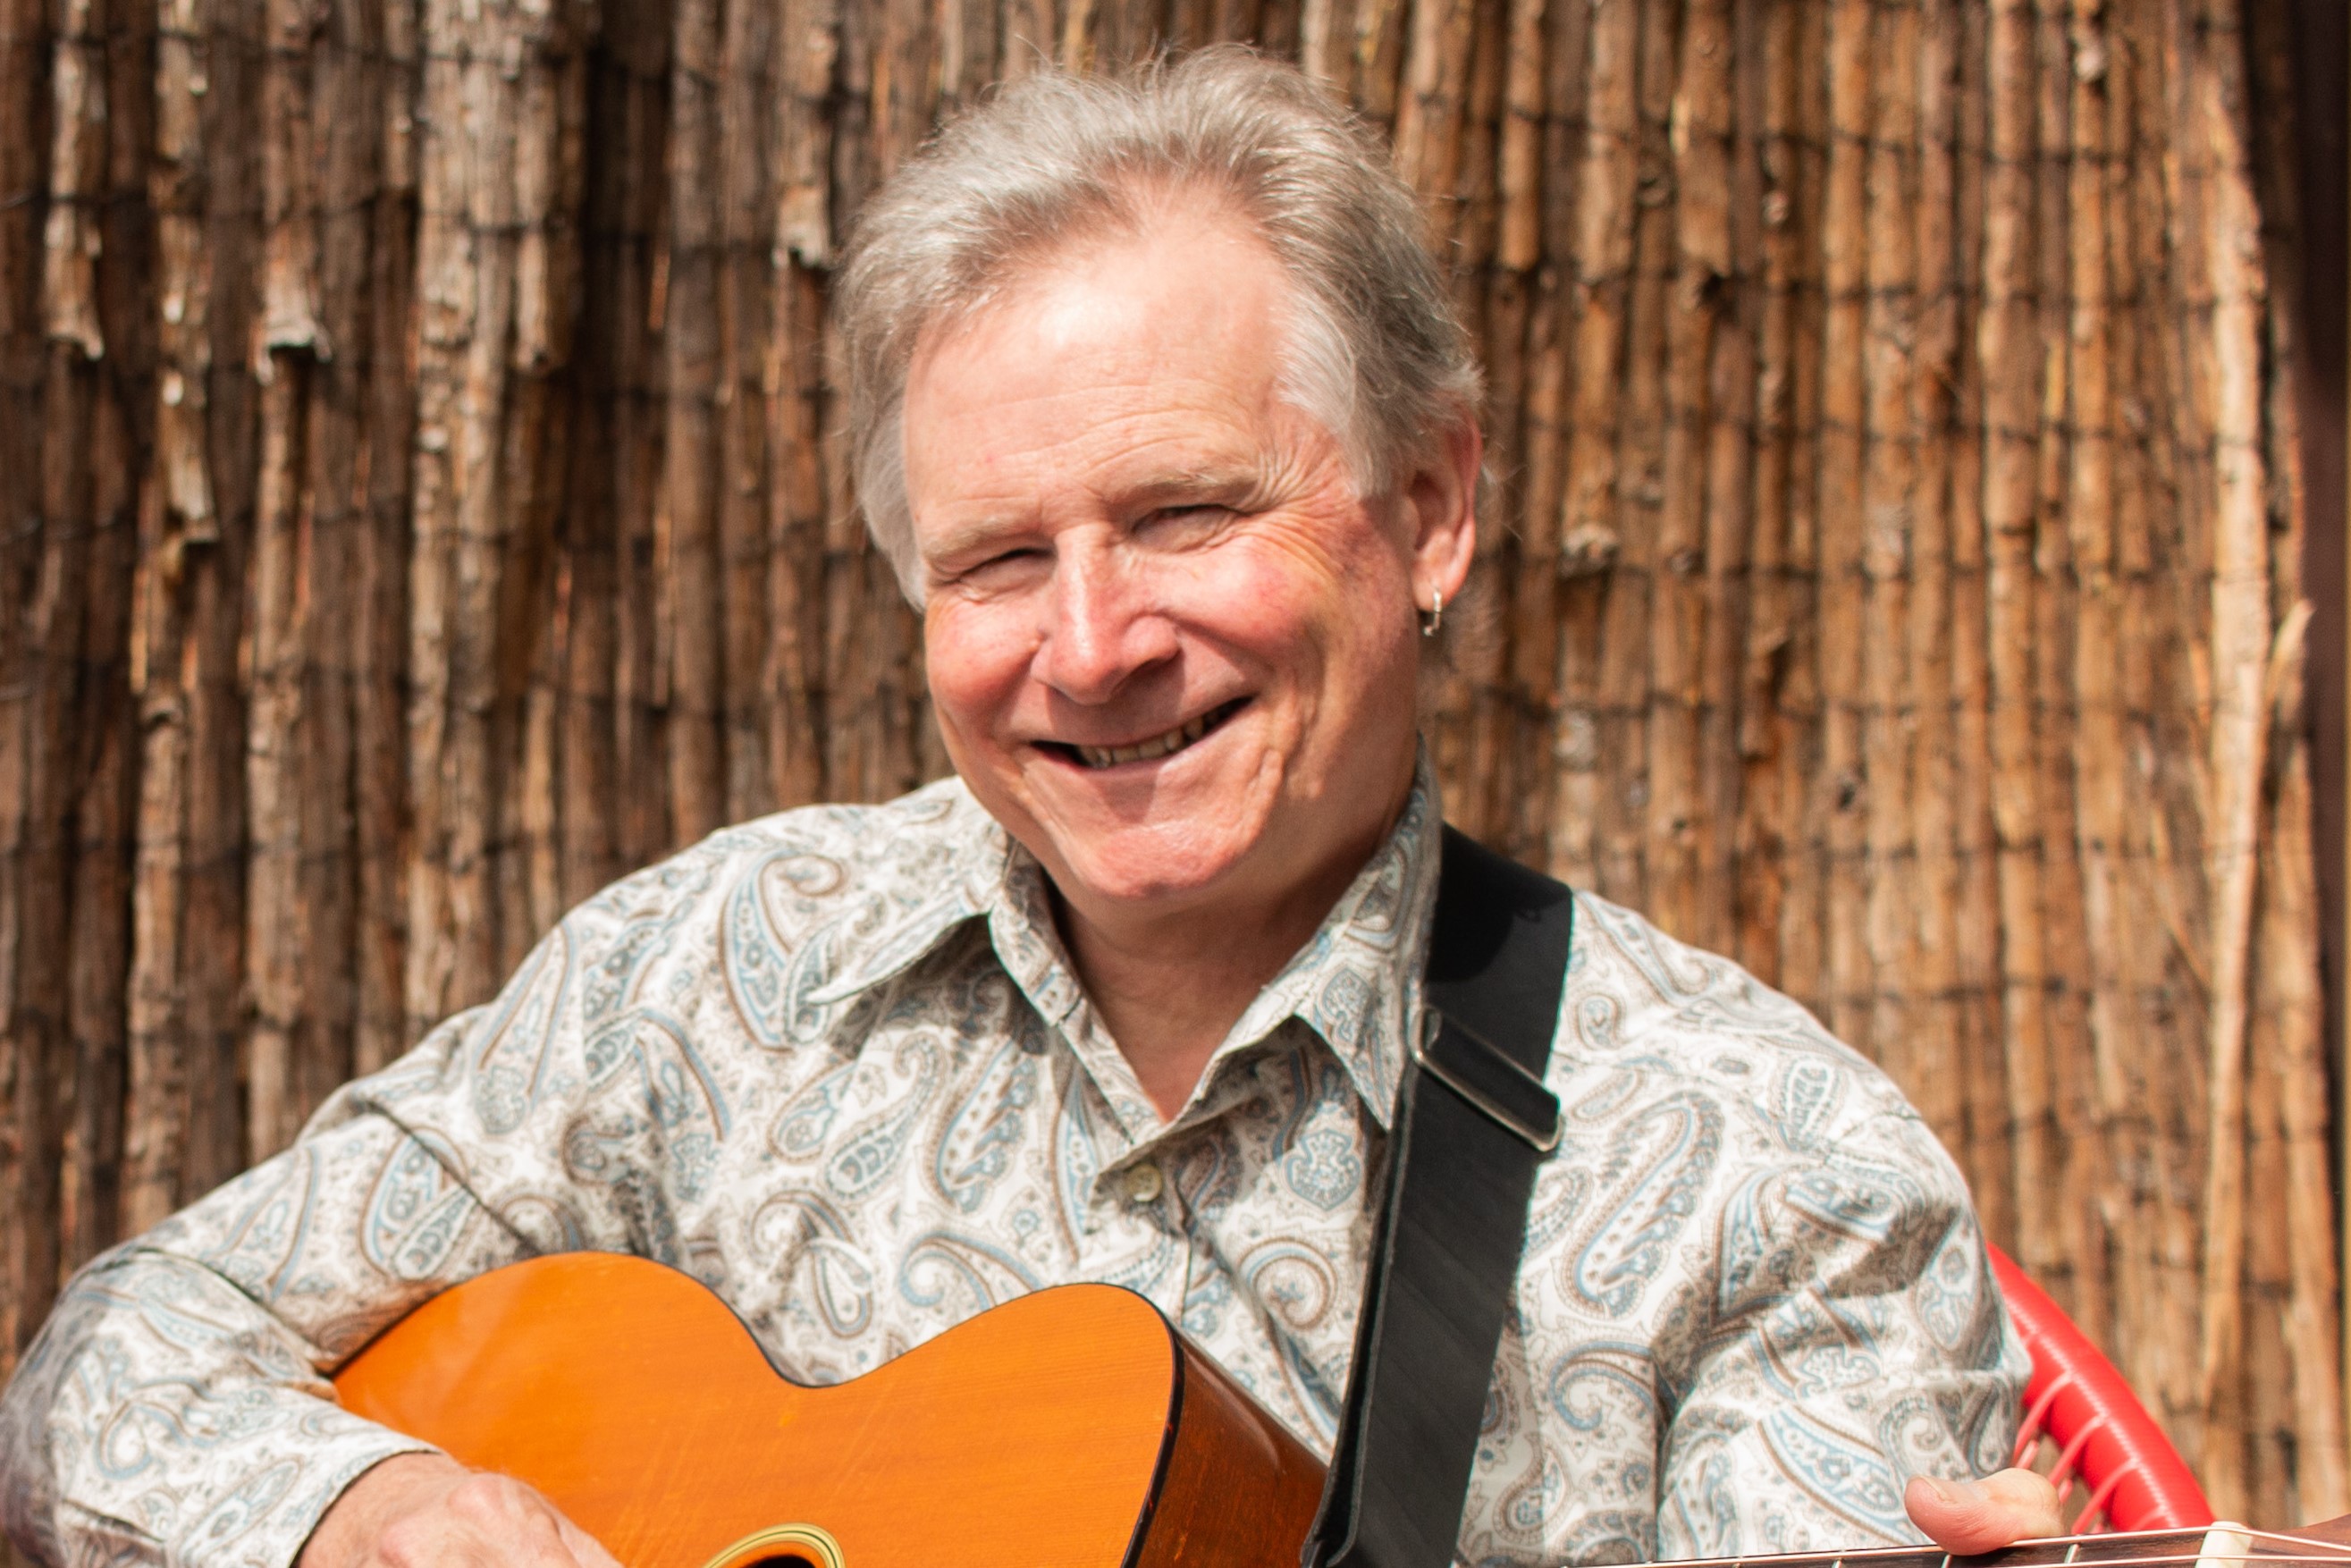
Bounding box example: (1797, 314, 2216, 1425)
(1653, 1109, 2032, 1560)
(0, 886, 695, 1568)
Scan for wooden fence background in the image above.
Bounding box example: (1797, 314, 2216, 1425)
(4, 0, 2347, 1538)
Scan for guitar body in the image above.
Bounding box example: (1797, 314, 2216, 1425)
(333, 1254, 1326, 1568)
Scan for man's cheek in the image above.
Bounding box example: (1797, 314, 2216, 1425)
(924, 613, 1025, 718)
(1192, 558, 1323, 649)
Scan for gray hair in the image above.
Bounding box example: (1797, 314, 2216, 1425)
(833, 47, 1483, 601)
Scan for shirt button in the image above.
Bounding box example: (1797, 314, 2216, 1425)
(1124, 1163, 1165, 1204)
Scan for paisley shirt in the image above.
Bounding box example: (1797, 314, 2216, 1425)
(0, 771, 2026, 1568)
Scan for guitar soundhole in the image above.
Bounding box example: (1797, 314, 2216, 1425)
(704, 1522, 842, 1568)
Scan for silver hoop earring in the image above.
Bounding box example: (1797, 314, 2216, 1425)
(1420, 587, 1443, 637)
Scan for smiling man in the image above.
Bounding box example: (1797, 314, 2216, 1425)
(903, 198, 1464, 1118)
(4, 50, 2060, 1568)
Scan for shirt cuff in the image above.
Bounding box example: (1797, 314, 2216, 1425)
(167, 1407, 442, 1568)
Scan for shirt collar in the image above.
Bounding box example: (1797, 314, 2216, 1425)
(991, 755, 1445, 1142)
(797, 784, 1000, 1008)
(814, 760, 1446, 1142)
(1207, 758, 1442, 1130)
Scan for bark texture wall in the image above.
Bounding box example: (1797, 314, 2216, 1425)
(0, 0, 2342, 1533)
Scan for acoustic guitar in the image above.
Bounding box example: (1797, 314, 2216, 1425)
(333, 1252, 1325, 1568)
(334, 1253, 2351, 1568)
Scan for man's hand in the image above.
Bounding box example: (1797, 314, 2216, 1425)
(1903, 1468, 2068, 1554)
(299, 1454, 624, 1568)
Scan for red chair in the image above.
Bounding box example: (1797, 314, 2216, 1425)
(1988, 1243, 2214, 1532)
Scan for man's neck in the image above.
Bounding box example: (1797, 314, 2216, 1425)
(1054, 868, 1355, 1121)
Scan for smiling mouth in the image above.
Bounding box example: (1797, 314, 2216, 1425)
(1048, 699, 1247, 771)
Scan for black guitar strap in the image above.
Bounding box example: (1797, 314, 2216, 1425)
(1300, 826, 1576, 1568)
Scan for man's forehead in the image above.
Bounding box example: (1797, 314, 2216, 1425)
(899, 240, 1305, 519)
(907, 208, 1292, 385)
(921, 451, 1277, 528)
(922, 184, 1280, 333)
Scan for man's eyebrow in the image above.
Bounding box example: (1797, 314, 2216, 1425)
(920, 516, 1034, 565)
(1121, 460, 1277, 508)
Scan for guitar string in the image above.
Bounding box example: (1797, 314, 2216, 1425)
(1953, 1553, 2351, 1564)
(1690, 1554, 2351, 1568)
(1682, 1526, 2351, 1568)
(2229, 1529, 2351, 1555)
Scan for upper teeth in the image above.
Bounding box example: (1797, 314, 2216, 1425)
(1075, 711, 1216, 770)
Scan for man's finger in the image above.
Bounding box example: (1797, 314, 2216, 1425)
(487, 1478, 619, 1568)
(555, 1509, 628, 1568)
(1904, 1469, 2068, 1555)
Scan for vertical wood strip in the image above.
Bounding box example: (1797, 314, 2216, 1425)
(664, 0, 729, 846)
(765, 0, 836, 811)
(2263, 645, 2351, 1517)
(2028, 0, 2099, 1333)
(2060, 0, 2132, 1347)
(1945, 0, 2009, 1254)
(406, 0, 586, 1040)
(1645, 0, 1731, 949)
(1903, 0, 1966, 1159)
(1815, 0, 1867, 1048)
(2097, 0, 2193, 1447)
(2192, 0, 2277, 1503)
(2060, 0, 2125, 1350)
(245, 0, 322, 1158)
(1692, 0, 1756, 971)
(1980, 0, 2060, 1282)
(1858, 0, 1919, 1096)
(6, 0, 114, 1370)
(1555, 0, 1635, 904)
(176, 0, 257, 1213)
(717, 0, 776, 824)
(355, 0, 417, 1075)
(0, 81, 36, 1429)
(1529, 0, 1589, 881)
(1731, 0, 1795, 987)
(245, 354, 308, 1159)
(1487, 0, 1553, 857)
(127, 0, 213, 1202)
(1771, 0, 1827, 1014)
(56, 0, 149, 1278)
(0, 0, 54, 1366)
(1446, 0, 1506, 838)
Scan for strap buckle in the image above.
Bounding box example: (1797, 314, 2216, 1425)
(1411, 1014, 1563, 1152)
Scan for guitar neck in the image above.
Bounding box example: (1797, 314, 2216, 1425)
(1674, 1521, 2351, 1568)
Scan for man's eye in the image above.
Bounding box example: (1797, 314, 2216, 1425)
(956, 548, 1046, 583)
(1141, 504, 1233, 531)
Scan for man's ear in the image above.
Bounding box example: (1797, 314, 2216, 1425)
(1403, 417, 1481, 604)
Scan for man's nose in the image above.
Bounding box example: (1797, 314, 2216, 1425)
(1033, 549, 1177, 704)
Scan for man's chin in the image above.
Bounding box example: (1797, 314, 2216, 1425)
(1035, 821, 1266, 912)
(982, 754, 1287, 910)
(1058, 851, 1251, 909)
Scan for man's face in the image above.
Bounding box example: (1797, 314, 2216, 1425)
(902, 205, 1472, 926)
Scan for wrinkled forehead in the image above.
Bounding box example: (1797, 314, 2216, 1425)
(909, 175, 1277, 339)
(899, 217, 1314, 493)
(907, 190, 1300, 376)
(897, 240, 1335, 531)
